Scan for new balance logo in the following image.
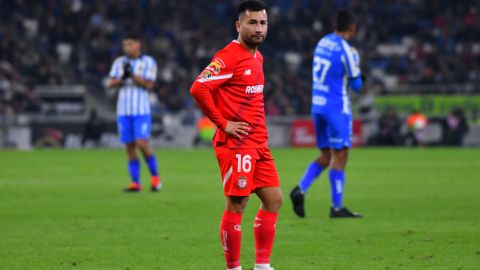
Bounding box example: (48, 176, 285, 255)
(244, 69, 251, 76)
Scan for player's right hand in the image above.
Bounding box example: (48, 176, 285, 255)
(224, 121, 250, 139)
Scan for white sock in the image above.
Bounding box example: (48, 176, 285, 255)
(228, 266, 242, 270)
(254, 264, 271, 269)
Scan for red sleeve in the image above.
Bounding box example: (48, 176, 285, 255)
(189, 51, 235, 130)
(190, 82, 228, 130)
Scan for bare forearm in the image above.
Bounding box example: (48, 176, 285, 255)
(107, 78, 123, 88)
(132, 75, 154, 90)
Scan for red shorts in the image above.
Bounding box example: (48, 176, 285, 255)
(214, 146, 280, 197)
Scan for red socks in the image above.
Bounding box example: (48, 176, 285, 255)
(254, 209, 278, 265)
(220, 210, 243, 269)
(220, 209, 278, 268)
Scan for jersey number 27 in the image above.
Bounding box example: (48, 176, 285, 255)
(313, 56, 331, 91)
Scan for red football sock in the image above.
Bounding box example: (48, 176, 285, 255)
(220, 210, 243, 269)
(254, 209, 278, 264)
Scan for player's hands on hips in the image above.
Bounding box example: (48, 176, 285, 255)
(224, 120, 250, 139)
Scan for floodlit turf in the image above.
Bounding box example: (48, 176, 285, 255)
(1, 148, 479, 270)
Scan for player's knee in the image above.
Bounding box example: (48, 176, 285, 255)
(339, 152, 348, 165)
(134, 140, 146, 148)
(228, 205, 246, 214)
(126, 143, 137, 157)
(135, 142, 152, 155)
(316, 155, 331, 167)
(126, 142, 135, 148)
(226, 196, 249, 213)
(276, 195, 284, 210)
(331, 157, 347, 170)
(264, 194, 283, 213)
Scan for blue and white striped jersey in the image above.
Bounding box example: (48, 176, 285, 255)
(109, 55, 157, 116)
(311, 33, 361, 115)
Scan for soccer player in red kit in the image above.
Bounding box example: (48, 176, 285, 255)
(189, 1, 282, 270)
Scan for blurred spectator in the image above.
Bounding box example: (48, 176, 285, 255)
(405, 110, 429, 146)
(45, 102, 58, 115)
(34, 127, 64, 148)
(82, 109, 105, 147)
(0, 0, 479, 115)
(0, 61, 40, 115)
(445, 108, 469, 146)
(373, 107, 402, 146)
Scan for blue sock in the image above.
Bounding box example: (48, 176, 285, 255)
(128, 159, 141, 184)
(145, 155, 158, 177)
(329, 169, 345, 209)
(298, 162, 324, 193)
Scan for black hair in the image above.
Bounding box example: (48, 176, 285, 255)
(334, 10, 355, 32)
(238, 0, 267, 15)
(123, 33, 140, 41)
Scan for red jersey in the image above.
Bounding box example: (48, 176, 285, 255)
(190, 40, 268, 148)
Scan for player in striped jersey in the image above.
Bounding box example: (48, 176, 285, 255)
(107, 34, 162, 192)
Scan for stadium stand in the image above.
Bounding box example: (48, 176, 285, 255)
(1, 0, 479, 116)
(1, 0, 479, 148)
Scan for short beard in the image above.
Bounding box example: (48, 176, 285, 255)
(243, 36, 265, 48)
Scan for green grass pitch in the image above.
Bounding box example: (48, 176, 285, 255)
(1, 148, 479, 269)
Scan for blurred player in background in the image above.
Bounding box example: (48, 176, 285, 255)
(106, 34, 162, 192)
(290, 10, 364, 218)
(190, 1, 281, 269)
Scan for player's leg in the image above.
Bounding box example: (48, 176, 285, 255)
(216, 147, 258, 270)
(328, 114, 361, 218)
(222, 196, 249, 270)
(290, 113, 330, 218)
(298, 114, 331, 192)
(136, 138, 162, 191)
(293, 148, 330, 193)
(329, 147, 348, 208)
(134, 115, 162, 191)
(252, 150, 282, 270)
(125, 142, 142, 190)
(118, 116, 142, 192)
(254, 187, 282, 270)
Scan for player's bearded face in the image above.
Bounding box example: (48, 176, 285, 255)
(237, 10, 268, 47)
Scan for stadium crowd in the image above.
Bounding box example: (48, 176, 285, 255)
(1, 0, 479, 115)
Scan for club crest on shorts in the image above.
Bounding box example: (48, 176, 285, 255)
(237, 176, 247, 189)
